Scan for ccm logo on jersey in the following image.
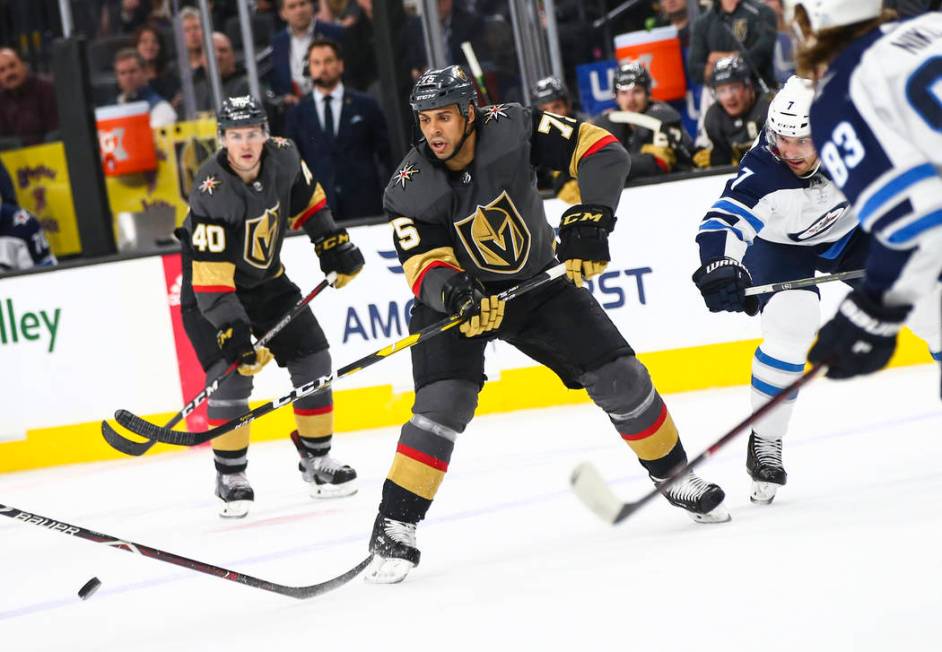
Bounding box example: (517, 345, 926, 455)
(788, 202, 849, 242)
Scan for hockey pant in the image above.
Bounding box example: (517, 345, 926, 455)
(378, 356, 688, 524)
(211, 349, 334, 474)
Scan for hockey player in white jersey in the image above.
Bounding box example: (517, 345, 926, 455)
(784, 1, 942, 383)
(693, 76, 941, 503)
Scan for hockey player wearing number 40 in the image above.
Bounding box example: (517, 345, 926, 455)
(180, 95, 365, 518)
(365, 65, 730, 585)
(693, 75, 941, 504)
(781, 1, 942, 385)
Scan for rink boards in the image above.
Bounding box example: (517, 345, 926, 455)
(0, 173, 934, 471)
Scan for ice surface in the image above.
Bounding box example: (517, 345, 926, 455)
(1, 365, 940, 652)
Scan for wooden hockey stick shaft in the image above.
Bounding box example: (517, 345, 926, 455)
(0, 503, 369, 599)
(101, 274, 336, 456)
(744, 269, 864, 296)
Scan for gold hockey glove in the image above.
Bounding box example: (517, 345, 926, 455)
(460, 294, 506, 337)
(693, 147, 713, 169)
(641, 143, 677, 171)
(556, 204, 616, 288)
(314, 228, 365, 289)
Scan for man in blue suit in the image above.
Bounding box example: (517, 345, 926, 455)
(285, 38, 392, 221)
(271, 0, 345, 105)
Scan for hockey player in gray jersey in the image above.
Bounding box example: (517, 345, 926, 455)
(180, 95, 364, 517)
(693, 77, 940, 503)
(365, 65, 729, 584)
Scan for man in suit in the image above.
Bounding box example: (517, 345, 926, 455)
(270, 0, 345, 106)
(284, 38, 391, 221)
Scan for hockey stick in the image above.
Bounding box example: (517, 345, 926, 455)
(0, 503, 371, 599)
(461, 41, 492, 105)
(744, 269, 864, 296)
(570, 364, 826, 525)
(112, 263, 568, 447)
(101, 274, 338, 456)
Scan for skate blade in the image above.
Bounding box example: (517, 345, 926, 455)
(218, 499, 252, 518)
(363, 557, 415, 584)
(750, 481, 780, 505)
(310, 479, 358, 499)
(687, 503, 731, 524)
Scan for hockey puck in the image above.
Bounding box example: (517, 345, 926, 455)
(78, 577, 102, 600)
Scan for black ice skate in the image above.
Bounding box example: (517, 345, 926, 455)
(364, 514, 421, 584)
(215, 471, 254, 518)
(290, 431, 358, 498)
(747, 432, 787, 504)
(652, 471, 730, 523)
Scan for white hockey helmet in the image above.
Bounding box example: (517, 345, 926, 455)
(766, 76, 814, 139)
(784, 0, 882, 34)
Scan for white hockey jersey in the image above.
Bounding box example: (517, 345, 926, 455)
(809, 13, 942, 307)
(696, 143, 854, 264)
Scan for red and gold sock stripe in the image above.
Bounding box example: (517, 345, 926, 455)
(620, 403, 679, 461)
(387, 442, 449, 501)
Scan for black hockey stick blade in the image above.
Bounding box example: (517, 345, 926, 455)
(0, 503, 370, 599)
(571, 364, 825, 525)
(114, 263, 567, 447)
(102, 276, 334, 456)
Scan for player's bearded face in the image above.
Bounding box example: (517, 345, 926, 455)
(418, 105, 471, 159)
(223, 126, 267, 171)
(771, 132, 818, 176)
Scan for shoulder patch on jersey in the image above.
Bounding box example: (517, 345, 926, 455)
(198, 175, 222, 195)
(12, 209, 30, 226)
(270, 136, 291, 149)
(393, 163, 420, 189)
(483, 104, 510, 124)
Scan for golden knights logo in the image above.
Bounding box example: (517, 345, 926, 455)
(454, 191, 531, 274)
(244, 202, 280, 269)
(733, 18, 748, 42)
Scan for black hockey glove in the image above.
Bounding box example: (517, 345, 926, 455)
(692, 257, 759, 316)
(808, 290, 910, 379)
(441, 272, 505, 337)
(556, 204, 616, 287)
(217, 322, 272, 376)
(314, 228, 365, 289)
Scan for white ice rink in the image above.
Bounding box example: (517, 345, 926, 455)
(1, 364, 940, 652)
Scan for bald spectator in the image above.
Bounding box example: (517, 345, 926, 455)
(0, 48, 59, 147)
(194, 33, 251, 112)
(114, 49, 177, 127)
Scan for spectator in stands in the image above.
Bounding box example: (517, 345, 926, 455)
(271, 0, 345, 105)
(531, 76, 585, 203)
(594, 62, 693, 181)
(646, 0, 692, 48)
(99, 0, 151, 36)
(114, 48, 177, 127)
(402, 0, 484, 80)
(194, 33, 252, 112)
(0, 202, 57, 272)
(763, 0, 794, 84)
(181, 7, 205, 73)
(687, 0, 777, 88)
(693, 55, 771, 168)
(341, 0, 380, 94)
(0, 48, 59, 147)
(284, 38, 391, 220)
(135, 24, 180, 107)
(0, 159, 16, 206)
